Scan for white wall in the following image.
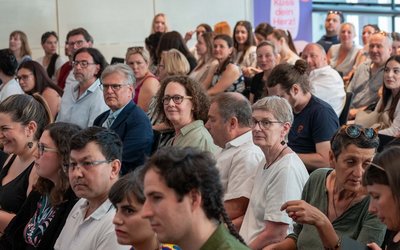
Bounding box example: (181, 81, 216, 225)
(0, 0, 252, 62)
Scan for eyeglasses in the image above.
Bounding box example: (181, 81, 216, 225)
(100, 83, 130, 91)
(63, 159, 111, 173)
(340, 125, 378, 139)
(37, 142, 58, 156)
(72, 60, 97, 68)
(67, 40, 85, 47)
(162, 95, 192, 105)
(15, 73, 33, 82)
(366, 161, 386, 173)
(251, 118, 282, 130)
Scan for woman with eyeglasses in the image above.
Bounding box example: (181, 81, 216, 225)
(239, 96, 309, 249)
(154, 75, 218, 153)
(0, 122, 80, 249)
(125, 47, 160, 112)
(17, 60, 63, 119)
(0, 94, 52, 233)
(266, 124, 386, 250)
(355, 55, 400, 137)
(363, 146, 400, 250)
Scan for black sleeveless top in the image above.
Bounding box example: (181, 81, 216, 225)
(0, 155, 34, 213)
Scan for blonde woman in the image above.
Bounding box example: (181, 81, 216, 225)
(150, 13, 169, 34)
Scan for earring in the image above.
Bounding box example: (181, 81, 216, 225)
(280, 140, 286, 145)
(27, 142, 33, 149)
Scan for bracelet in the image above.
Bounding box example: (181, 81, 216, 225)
(324, 237, 341, 250)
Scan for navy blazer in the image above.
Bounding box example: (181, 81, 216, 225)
(93, 101, 153, 174)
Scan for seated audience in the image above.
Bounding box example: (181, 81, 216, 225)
(267, 124, 386, 249)
(233, 21, 258, 78)
(184, 23, 213, 61)
(125, 46, 159, 112)
(239, 96, 309, 249)
(267, 29, 299, 65)
(145, 32, 163, 74)
(0, 48, 24, 102)
(327, 22, 360, 80)
(355, 55, 400, 137)
(354, 24, 380, 68)
(205, 93, 264, 230)
(266, 60, 339, 171)
(254, 22, 274, 45)
(154, 75, 218, 153)
(54, 127, 129, 250)
(316, 10, 343, 53)
(17, 60, 63, 118)
(141, 146, 249, 249)
(301, 43, 345, 116)
(0, 94, 52, 232)
(391, 31, 400, 56)
(189, 32, 218, 87)
(9, 30, 32, 65)
(364, 146, 400, 250)
(249, 41, 279, 103)
(150, 13, 169, 34)
(93, 64, 153, 174)
(56, 47, 108, 128)
(36, 31, 66, 81)
(109, 170, 180, 250)
(206, 34, 244, 95)
(347, 31, 392, 119)
(0, 122, 80, 249)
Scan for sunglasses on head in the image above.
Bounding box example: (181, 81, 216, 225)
(339, 125, 378, 139)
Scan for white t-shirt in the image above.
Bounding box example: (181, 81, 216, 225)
(0, 78, 24, 102)
(239, 152, 309, 244)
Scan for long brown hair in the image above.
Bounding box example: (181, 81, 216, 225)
(379, 55, 400, 121)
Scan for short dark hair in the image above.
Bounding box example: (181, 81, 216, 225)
(211, 93, 252, 127)
(41, 31, 58, 45)
(0, 49, 18, 76)
(330, 125, 379, 159)
(267, 59, 310, 94)
(142, 146, 245, 244)
(66, 27, 93, 43)
(73, 47, 108, 78)
(109, 168, 145, 207)
(70, 127, 123, 161)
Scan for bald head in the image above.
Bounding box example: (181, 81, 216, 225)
(301, 43, 328, 71)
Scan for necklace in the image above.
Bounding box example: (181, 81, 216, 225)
(332, 185, 357, 218)
(264, 146, 288, 170)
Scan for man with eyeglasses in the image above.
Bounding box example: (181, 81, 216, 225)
(316, 10, 344, 53)
(57, 28, 93, 89)
(347, 31, 392, 119)
(54, 127, 129, 250)
(93, 63, 153, 175)
(205, 92, 263, 230)
(56, 47, 108, 128)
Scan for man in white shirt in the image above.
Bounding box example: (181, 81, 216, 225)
(54, 127, 129, 250)
(56, 47, 108, 128)
(301, 43, 345, 117)
(205, 92, 263, 230)
(0, 49, 24, 102)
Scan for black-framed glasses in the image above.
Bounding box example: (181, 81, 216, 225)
(63, 159, 111, 173)
(72, 60, 97, 68)
(37, 142, 58, 156)
(366, 161, 386, 173)
(100, 83, 130, 91)
(67, 40, 85, 47)
(251, 118, 282, 130)
(341, 125, 378, 139)
(15, 73, 33, 82)
(162, 95, 192, 105)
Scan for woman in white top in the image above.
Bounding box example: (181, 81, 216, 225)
(36, 31, 66, 82)
(327, 22, 360, 79)
(189, 32, 218, 87)
(233, 21, 258, 77)
(355, 55, 400, 137)
(267, 29, 299, 65)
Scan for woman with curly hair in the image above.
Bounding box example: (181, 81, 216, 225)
(154, 75, 219, 153)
